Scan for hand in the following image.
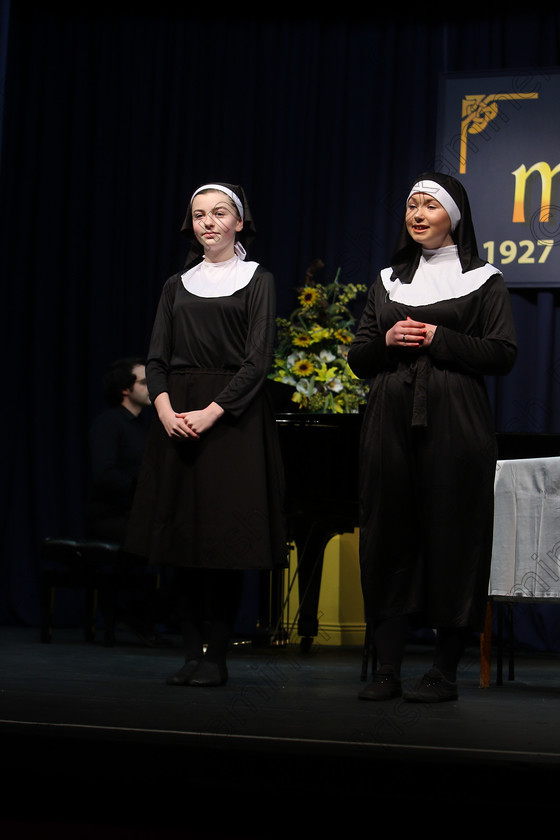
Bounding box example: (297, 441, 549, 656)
(421, 322, 437, 347)
(386, 316, 427, 348)
(154, 393, 198, 439)
(180, 402, 225, 437)
(159, 408, 197, 439)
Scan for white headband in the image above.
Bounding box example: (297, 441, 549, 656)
(407, 179, 461, 231)
(190, 184, 244, 220)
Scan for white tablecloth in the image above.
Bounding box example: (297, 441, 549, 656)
(489, 457, 560, 598)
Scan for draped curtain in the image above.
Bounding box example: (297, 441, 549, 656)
(1, 2, 560, 634)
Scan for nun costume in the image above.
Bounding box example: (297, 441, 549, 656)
(126, 182, 286, 687)
(348, 172, 517, 702)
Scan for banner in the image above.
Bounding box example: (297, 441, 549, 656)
(436, 70, 560, 288)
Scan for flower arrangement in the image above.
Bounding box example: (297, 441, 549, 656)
(269, 260, 369, 413)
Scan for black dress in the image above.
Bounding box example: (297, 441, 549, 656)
(348, 263, 517, 633)
(125, 261, 287, 571)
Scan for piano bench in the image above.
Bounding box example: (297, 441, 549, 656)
(40, 536, 150, 646)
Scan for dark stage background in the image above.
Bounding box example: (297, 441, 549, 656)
(1, 2, 560, 648)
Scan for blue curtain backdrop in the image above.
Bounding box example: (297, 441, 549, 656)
(1, 2, 560, 648)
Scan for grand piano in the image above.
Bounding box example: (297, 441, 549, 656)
(275, 411, 362, 649)
(274, 405, 560, 651)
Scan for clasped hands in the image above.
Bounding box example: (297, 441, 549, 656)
(155, 394, 225, 439)
(386, 316, 437, 348)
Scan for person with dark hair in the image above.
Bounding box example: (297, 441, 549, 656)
(87, 357, 170, 647)
(88, 358, 151, 542)
(102, 357, 147, 408)
(125, 182, 286, 687)
(348, 172, 517, 703)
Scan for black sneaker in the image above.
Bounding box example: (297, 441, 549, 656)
(358, 668, 402, 701)
(403, 668, 458, 703)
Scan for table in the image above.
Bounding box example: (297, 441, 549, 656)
(480, 456, 560, 687)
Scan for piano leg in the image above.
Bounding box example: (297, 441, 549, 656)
(292, 521, 336, 651)
(255, 568, 289, 646)
(361, 621, 377, 681)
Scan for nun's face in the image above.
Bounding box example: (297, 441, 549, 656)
(405, 192, 454, 250)
(191, 190, 243, 262)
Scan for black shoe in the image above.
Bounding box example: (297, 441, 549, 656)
(403, 668, 458, 703)
(188, 660, 228, 687)
(166, 659, 200, 685)
(358, 667, 402, 701)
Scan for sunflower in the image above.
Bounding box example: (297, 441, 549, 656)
(293, 358, 315, 377)
(299, 286, 321, 308)
(334, 328, 354, 344)
(292, 332, 313, 347)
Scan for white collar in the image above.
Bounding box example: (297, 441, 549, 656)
(181, 255, 258, 298)
(381, 246, 500, 305)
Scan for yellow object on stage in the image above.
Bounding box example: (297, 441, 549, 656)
(284, 528, 365, 647)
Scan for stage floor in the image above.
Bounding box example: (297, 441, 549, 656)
(2, 625, 560, 836)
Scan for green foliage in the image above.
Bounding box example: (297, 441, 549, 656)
(270, 260, 368, 413)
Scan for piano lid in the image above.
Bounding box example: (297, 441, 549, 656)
(276, 411, 363, 428)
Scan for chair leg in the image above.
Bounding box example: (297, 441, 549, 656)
(479, 599, 492, 688)
(100, 582, 118, 647)
(496, 602, 504, 685)
(507, 603, 515, 681)
(41, 577, 54, 643)
(84, 585, 97, 642)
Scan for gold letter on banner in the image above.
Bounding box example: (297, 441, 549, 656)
(512, 162, 560, 223)
(460, 93, 539, 173)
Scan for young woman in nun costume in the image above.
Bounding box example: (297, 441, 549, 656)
(126, 183, 286, 687)
(348, 172, 517, 702)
